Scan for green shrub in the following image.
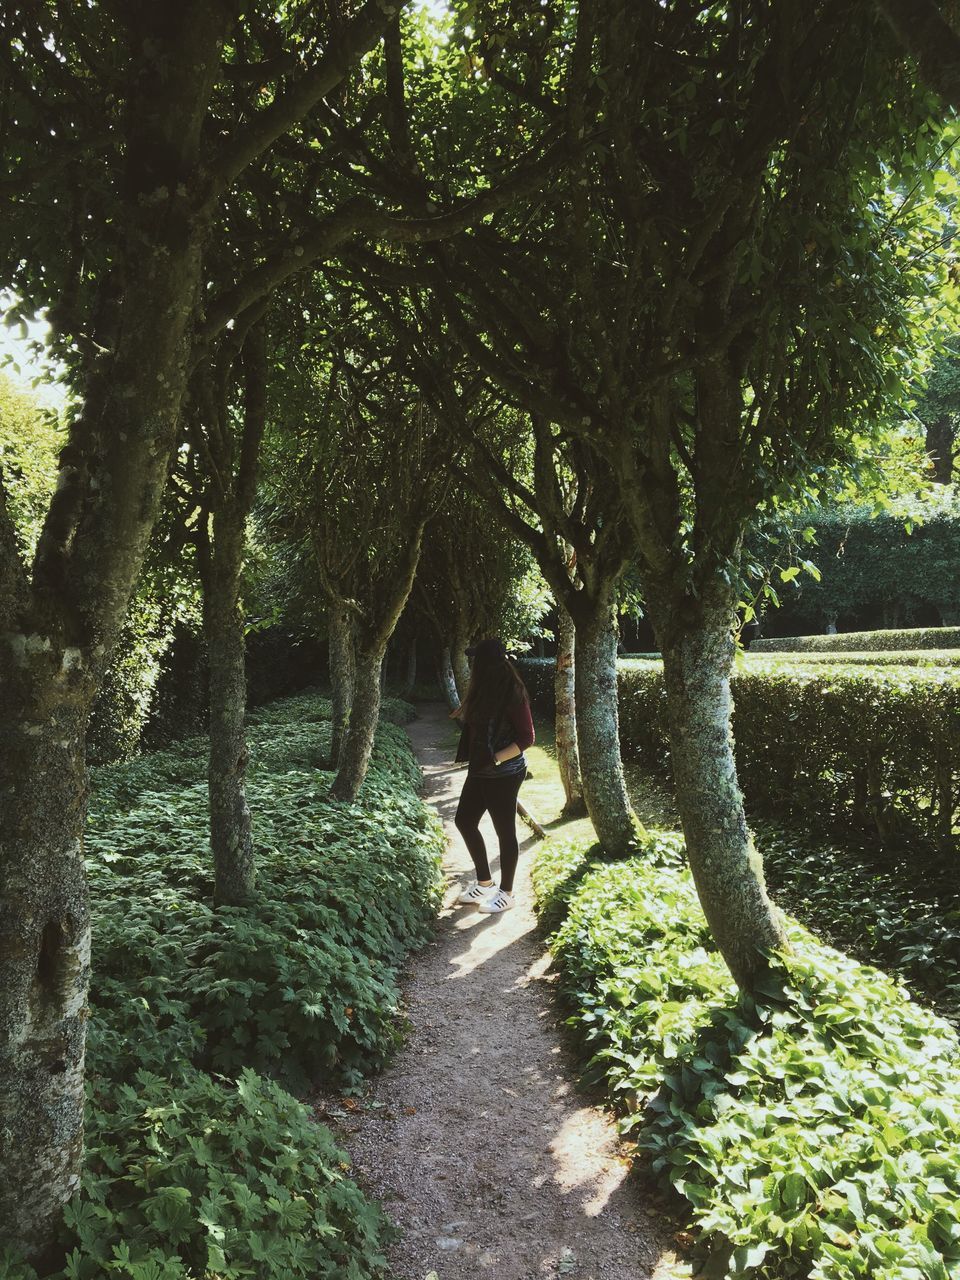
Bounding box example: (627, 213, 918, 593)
(534, 833, 960, 1280)
(612, 660, 960, 851)
(752, 626, 960, 652)
(748, 649, 960, 666)
(87, 698, 444, 1091)
(62, 1066, 388, 1280)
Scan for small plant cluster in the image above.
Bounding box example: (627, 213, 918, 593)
(752, 625, 960, 653)
(3, 691, 443, 1280)
(532, 833, 960, 1280)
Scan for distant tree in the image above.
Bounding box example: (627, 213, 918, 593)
(913, 345, 960, 482)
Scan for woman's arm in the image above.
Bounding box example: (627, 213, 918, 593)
(493, 701, 535, 764)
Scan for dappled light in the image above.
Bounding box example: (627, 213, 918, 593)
(5, 1, 960, 1275)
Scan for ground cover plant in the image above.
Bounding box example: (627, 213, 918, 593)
(1, 691, 444, 1280)
(758, 825, 960, 1026)
(533, 833, 960, 1280)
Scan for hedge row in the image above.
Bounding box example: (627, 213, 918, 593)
(532, 832, 960, 1280)
(519, 656, 960, 849)
(752, 625, 960, 653)
(620, 661, 960, 849)
(8, 692, 444, 1280)
(747, 650, 960, 667)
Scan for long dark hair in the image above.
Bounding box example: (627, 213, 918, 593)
(460, 656, 529, 726)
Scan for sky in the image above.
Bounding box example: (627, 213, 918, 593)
(0, 295, 68, 411)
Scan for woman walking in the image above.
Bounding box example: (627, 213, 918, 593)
(452, 638, 535, 914)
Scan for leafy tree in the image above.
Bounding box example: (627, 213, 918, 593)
(412, 491, 550, 700)
(419, 0, 956, 988)
(913, 344, 960, 481)
(265, 292, 454, 800)
(0, 1, 536, 1256)
(456, 405, 644, 855)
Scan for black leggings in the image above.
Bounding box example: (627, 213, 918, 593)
(454, 770, 526, 894)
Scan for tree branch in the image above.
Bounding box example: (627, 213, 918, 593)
(875, 0, 960, 111)
(199, 139, 567, 341)
(201, 0, 402, 204)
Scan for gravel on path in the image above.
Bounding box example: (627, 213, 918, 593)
(325, 704, 679, 1280)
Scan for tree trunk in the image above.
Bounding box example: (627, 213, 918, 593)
(926, 415, 955, 484)
(452, 637, 471, 701)
(202, 517, 254, 907)
(437, 644, 460, 710)
(0, 680, 90, 1270)
(402, 635, 417, 698)
(328, 602, 355, 769)
(0, 11, 228, 1243)
(555, 605, 586, 816)
(330, 646, 384, 802)
(657, 601, 787, 990)
(573, 598, 644, 856)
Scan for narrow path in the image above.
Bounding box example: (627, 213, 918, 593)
(330, 704, 677, 1280)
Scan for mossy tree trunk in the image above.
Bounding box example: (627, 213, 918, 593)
(330, 525, 427, 802)
(0, 678, 91, 1271)
(328, 601, 356, 769)
(555, 604, 586, 816)
(194, 322, 267, 908)
(401, 635, 418, 698)
(329, 645, 384, 801)
(452, 631, 471, 701)
(202, 514, 255, 907)
(436, 644, 460, 710)
(571, 591, 644, 857)
(0, 7, 231, 1256)
(654, 587, 788, 990)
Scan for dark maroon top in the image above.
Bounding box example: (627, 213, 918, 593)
(455, 699, 536, 777)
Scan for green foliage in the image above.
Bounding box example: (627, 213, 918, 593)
(753, 625, 960, 652)
(759, 825, 960, 1026)
(61, 1066, 388, 1280)
(2, 690, 439, 1280)
(0, 370, 63, 561)
(614, 659, 960, 850)
(87, 692, 443, 1091)
(533, 833, 960, 1280)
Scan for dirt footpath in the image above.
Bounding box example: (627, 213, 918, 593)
(329, 704, 678, 1280)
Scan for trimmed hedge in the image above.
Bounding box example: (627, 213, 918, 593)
(533, 832, 960, 1280)
(753, 626, 960, 653)
(520, 656, 960, 849)
(748, 650, 960, 667)
(618, 660, 960, 849)
(5, 691, 443, 1280)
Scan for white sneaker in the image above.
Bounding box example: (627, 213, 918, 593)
(477, 888, 514, 914)
(457, 880, 496, 905)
